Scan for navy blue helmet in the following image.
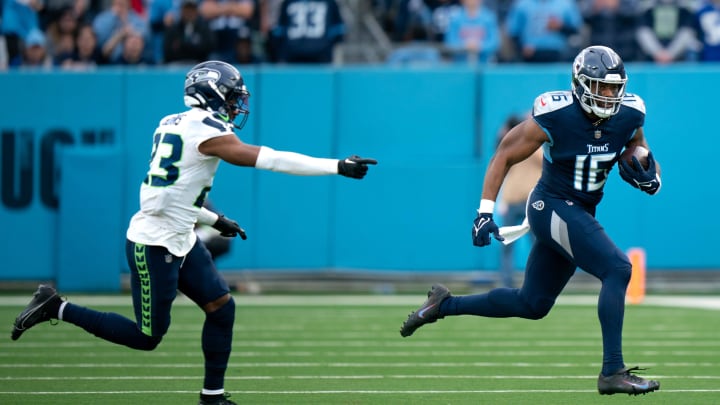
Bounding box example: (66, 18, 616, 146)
(571, 46, 627, 118)
(184, 61, 251, 129)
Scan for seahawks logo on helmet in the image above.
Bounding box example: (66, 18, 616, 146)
(185, 69, 220, 87)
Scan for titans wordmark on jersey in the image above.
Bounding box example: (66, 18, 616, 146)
(532, 91, 645, 207)
(126, 108, 235, 256)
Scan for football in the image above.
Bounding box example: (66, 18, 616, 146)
(620, 145, 649, 170)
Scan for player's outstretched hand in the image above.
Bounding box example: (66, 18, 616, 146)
(618, 152, 661, 195)
(337, 155, 378, 179)
(472, 213, 504, 247)
(213, 215, 248, 240)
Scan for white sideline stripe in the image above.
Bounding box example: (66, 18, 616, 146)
(1, 294, 719, 310)
(1, 374, 719, 380)
(0, 348, 720, 354)
(1, 389, 720, 394)
(1, 362, 718, 368)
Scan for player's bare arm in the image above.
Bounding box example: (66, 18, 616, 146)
(625, 126, 649, 150)
(481, 118, 548, 202)
(198, 133, 261, 167)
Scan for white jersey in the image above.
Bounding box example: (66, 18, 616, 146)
(126, 108, 234, 256)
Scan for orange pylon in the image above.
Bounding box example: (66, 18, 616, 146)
(626, 248, 646, 305)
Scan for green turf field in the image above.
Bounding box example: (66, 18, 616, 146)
(1, 294, 718, 404)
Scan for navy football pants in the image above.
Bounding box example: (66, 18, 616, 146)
(126, 239, 231, 338)
(442, 186, 632, 375)
(62, 238, 233, 390)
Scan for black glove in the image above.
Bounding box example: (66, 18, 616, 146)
(618, 152, 661, 195)
(338, 155, 378, 179)
(212, 215, 247, 240)
(472, 213, 504, 247)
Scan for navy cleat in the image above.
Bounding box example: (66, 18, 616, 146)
(11, 284, 62, 341)
(400, 284, 451, 337)
(598, 366, 660, 395)
(198, 392, 237, 405)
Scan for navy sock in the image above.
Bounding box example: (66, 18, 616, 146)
(202, 297, 235, 391)
(598, 267, 631, 376)
(62, 302, 161, 350)
(440, 288, 542, 318)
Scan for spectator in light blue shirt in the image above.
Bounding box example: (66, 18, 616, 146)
(505, 0, 582, 62)
(92, 0, 150, 63)
(1, 0, 42, 65)
(443, 0, 500, 63)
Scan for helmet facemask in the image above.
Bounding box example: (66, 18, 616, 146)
(574, 74, 626, 118)
(571, 46, 628, 119)
(224, 86, 251, 130)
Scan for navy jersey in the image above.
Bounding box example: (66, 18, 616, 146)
(273, 0, 345, 62)
(532, 90, 645, 207)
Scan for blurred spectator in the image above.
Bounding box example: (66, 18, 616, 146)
(580, 0, 641, 62)
(694, 0, 720, 61)
(45, 6, 80, 64)
(59, 22, 104, 68)
(270, 0, 345, 63)
(148, 0, 181, 64)
(1, 0, 43, 65)
(18, 28, 53, 67)
(386, 19, 443, 65)
(443, 0, 500, 63)
(636, 0, 698, 63)
(93, 0, 150, 63)
(505, 0, 583, 62)
(39, 0, 89, 29)
(393, 0, 431, 42)
(259, 0, 285, 61)
(164, 0, 216, 64)
(427, 0, 462, 42)
(115, 30, 152, 64)
(199, 0, 255, 64)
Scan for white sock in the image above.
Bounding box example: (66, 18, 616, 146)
(58, 301, 68, 320)
(201, 388, 224, 396)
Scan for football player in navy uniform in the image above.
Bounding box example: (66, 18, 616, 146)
(11, 60, 376, 405)
(400, 46, 661, 395)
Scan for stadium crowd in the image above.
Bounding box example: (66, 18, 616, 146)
(1, 0, 718, 69)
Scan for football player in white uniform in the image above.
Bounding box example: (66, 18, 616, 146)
(12, 60, 376, 405)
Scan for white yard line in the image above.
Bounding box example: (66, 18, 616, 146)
(1, 389, 720, 395)
(1, 294, 719, 310)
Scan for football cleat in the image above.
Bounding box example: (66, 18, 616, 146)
(400, 284, 451, 337)
(11, 284, 62, 341)
(597, 366, 660, 395)
(198, 392, 237, 405)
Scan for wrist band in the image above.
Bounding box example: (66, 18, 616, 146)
(197, 207, 219, 225)
(478, 199, 495, 214)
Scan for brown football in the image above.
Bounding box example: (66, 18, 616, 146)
(620, 145, 649, 170)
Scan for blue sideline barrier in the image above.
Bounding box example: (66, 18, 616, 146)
(0, 65, 716, 291)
